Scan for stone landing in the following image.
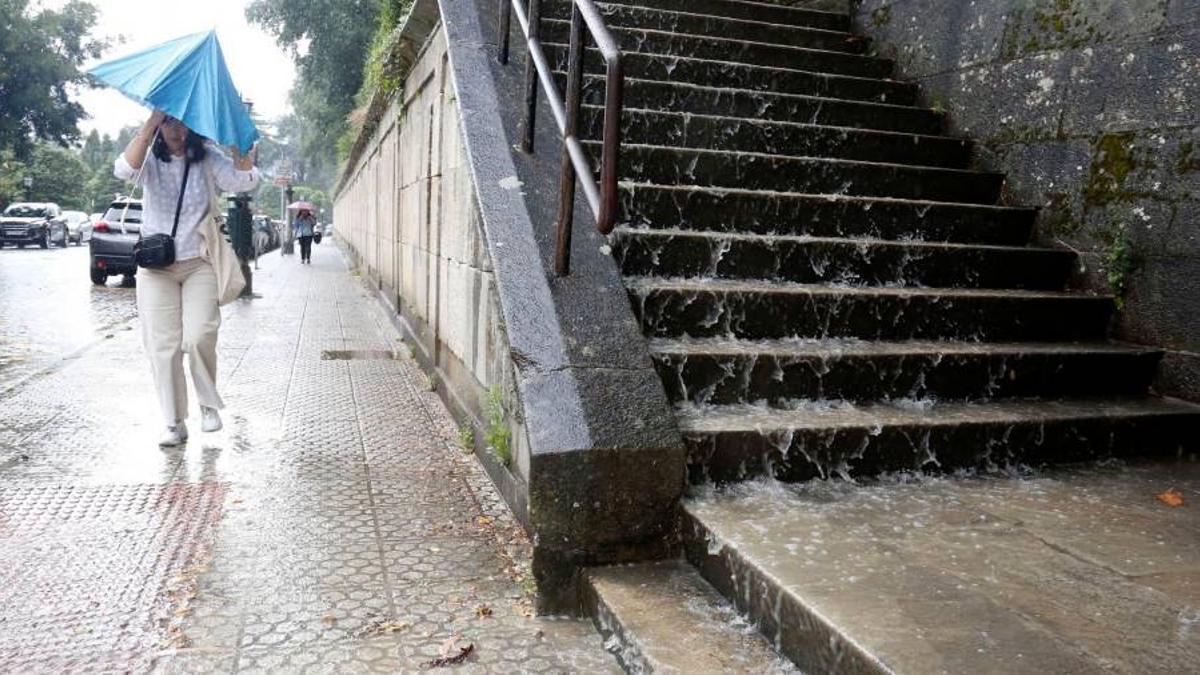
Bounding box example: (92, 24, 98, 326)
(680, 460, 1200, 672)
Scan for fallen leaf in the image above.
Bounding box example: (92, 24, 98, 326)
(1157, 489, 1185, 507)
(355, 619, 410, 637)
(321, 612, 337, 627)
(476, 516, 493, 526)
(424, 644, 475, 668)
(474, 604, 492, 618)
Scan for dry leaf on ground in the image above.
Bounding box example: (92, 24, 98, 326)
(1157, 489, 1185, 507)
(474, 604, 492, 618)
(424, 644, 475, 668)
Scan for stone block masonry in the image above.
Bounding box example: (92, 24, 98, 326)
(854, 0, 1200, 400)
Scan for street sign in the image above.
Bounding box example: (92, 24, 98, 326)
(273, 174, 292, 187)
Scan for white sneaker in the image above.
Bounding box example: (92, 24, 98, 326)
(201, 406, 223, 432)
(159, 422, 188, 447)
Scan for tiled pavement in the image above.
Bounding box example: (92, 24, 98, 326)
(0, 241, 619, 673)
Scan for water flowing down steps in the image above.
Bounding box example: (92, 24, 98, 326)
(535, 0, 1200, 670)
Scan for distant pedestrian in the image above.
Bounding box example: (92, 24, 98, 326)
(294, 209, 316, 264)
(116, 110, 260, 447)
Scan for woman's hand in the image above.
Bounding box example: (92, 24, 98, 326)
(230, 143, 257, 171)
(122, 109, 166, 170)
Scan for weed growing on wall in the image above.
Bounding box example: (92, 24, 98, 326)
(457, 425, 475, 453)
(485, 386, 513, 467)
(1106, 226, 1135, 310)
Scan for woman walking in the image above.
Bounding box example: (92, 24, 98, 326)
(116, 110, 260, 446)
(294, 208, 317, 264)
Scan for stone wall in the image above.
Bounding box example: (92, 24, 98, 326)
(334, 0, 684, 610)
(334, 26, 532, 491)
(853, 0, 1200, 399)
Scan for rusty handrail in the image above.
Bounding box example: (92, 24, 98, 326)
(498, 0, 623, 276)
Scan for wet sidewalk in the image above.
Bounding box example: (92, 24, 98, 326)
(0, 241, 618, 673)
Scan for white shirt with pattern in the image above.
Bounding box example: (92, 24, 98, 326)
(114, 144, 260, 261)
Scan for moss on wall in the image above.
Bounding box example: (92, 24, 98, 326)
(1082, 132, 1141, 206)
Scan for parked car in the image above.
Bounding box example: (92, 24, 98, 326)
(89, 198, 142, 285)
(61, 210, 91, 245)
(83, 212, 103, 243)
(0, 202, 69, 248)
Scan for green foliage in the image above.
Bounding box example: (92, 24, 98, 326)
(426, 373, 439, 392)
(359, 0, 414, 106)
(0, 0, 105, 159)
(78, 125, 138, 211)
(1105, 226, 1135, 311)
(869, 6, 891, 28)
(484, 386, 512, 468)
(456, 425, 475, 453)
(246, 0, 382, 191)
(23, 142, 92, 210)
(0, 149, 28, 210)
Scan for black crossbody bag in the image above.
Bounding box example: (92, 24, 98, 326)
(133, 157, 192, 269)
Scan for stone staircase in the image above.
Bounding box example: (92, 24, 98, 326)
(540, 0, 1200, 671)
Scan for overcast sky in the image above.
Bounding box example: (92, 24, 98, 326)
(62, 0, 296, 139)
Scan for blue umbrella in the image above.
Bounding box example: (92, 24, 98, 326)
(87, 30, 259, 153)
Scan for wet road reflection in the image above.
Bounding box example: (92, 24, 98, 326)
(0, 246, 138, 390)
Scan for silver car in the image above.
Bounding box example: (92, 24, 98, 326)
(61, 210, 91, 245)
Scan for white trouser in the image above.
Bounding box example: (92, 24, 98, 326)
(136, 258, 224, 425)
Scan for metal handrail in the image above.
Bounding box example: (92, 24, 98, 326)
(498, 0, 623, 276)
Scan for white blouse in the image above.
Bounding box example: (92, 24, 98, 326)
(114, 144, 260, 261)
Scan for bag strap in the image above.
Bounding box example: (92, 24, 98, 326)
(171, 156, 193, 238)
(119, 127, 161, 233)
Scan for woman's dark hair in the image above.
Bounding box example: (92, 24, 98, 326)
(152, 128, 208, 164)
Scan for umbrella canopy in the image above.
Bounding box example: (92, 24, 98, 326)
(87, 30, 259, 153)
(287, 201, 316, 212)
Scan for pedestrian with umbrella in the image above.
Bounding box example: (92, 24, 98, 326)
(290, 201, 317, 264)
(90, 30, 260, 447)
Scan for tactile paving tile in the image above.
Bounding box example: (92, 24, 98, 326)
(0, 483, 227, 672)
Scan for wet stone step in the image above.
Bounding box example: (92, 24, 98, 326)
(612, 228, 1074, 289)
(541, 0, 851, 31)
(650, 338, 1162, 405)
(681, 460, 1200, 673)
(546, 47, 916, 105)
(582, 561, 797, 672)
(619, 185, 1037, 245)
(540, 11, 866, 53)
(583, 107, 965, 166)
(586, 78, 943, 135)
(627, 278, 1114, 342)
(544, 22, 893, 78)
(676, 397, 1200, 482)
(606, 144, 1004, 203)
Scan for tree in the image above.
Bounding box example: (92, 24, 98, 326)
(0, 149, 28, 209)
(25, 142, 91, 210)
(246, 0, 380, 190)
(0, 0, 105, 159)
(77, 125, 139, 211)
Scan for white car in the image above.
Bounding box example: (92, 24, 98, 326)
(61, 210, 91, 245)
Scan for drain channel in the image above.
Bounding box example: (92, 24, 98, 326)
(320, 349, 399, 361)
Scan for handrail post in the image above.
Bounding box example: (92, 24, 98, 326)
(497, 0, 511, 64)
(597, 54, 622, 234)
(555, 3, 586, 276)
(520, 0, 542, 153)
